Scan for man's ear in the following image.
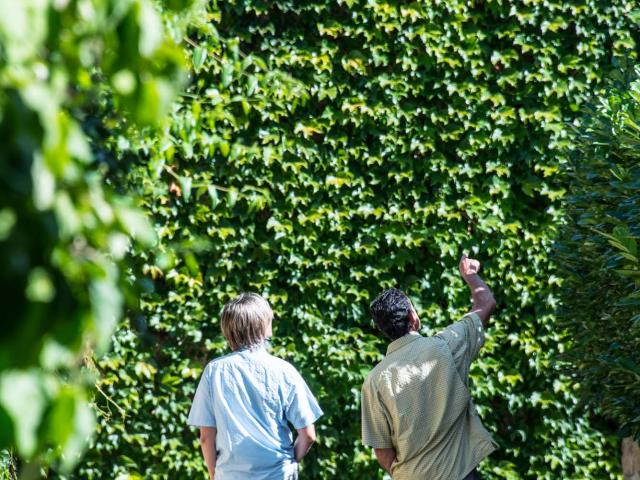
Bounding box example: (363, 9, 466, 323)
(266, 319, 273, 338)
(408, 308, 420, 332)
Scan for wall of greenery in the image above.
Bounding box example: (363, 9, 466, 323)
(69, 0, 639, 479)
(555, 68, 640, 442)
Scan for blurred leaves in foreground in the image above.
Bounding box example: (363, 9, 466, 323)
(0, 0, 190, 473)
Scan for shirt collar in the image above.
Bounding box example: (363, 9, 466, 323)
(237, 340, 270, 353)
(386, 331, 422, 355)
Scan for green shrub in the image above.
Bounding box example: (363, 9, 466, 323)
(555, 68, 640, 441)
(0, 0, 186, 472)
(79, 1, 639, 479)
(0, 450, 16, 480)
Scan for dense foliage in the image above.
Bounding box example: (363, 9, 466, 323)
(0, 0, 188, 473)
(76, 1, 640, 479)
(555, 69, 640, 441)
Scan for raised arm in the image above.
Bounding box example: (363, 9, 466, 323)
(199, 426, 217, 480)
(459, 254, 496, 327)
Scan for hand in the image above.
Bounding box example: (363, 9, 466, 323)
(459, 253, 496, 327)
(459, 253, 481, 281)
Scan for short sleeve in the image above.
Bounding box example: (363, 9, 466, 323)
(435, 312, 485, 383)
(187, 366, 217, 427)
(361, 377, 393, 449)
(284, 369, 323, 430)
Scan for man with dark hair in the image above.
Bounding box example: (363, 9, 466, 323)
(361, 254, 497, 480)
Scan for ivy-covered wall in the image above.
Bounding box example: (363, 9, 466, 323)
(78, 1, 639, 479)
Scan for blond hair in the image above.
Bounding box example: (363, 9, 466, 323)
(221, 293, 273, 350)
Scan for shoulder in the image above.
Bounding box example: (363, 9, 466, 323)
(262, 354, 313, 395)
(363, 360, 388, 393)
(202, 351, 237, 374)
(262, 353, 302, 378)
(433, 313, 482, 340)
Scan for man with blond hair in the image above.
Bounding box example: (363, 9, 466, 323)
(188, 292, 322, 480)
(361, 255, 498, 480)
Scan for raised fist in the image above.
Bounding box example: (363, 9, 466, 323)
(459, 254, 481, 279)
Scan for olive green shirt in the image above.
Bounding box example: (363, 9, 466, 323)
(361, 313, 497, 480)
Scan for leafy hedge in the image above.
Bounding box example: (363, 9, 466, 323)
(0, 0, 188, 472)
(78, 1, 640, 479)
(555, 68, 640, 441)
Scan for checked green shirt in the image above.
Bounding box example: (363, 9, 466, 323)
(361, 313, 497, 480)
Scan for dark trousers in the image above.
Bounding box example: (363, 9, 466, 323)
(463, 469, 482, 480)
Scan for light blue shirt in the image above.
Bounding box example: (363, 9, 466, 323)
(187, 344, 323, 480)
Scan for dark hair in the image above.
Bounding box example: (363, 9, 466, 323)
(369, 288, 413, 340)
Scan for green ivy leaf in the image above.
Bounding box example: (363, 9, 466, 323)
(192, 46, 207, 71)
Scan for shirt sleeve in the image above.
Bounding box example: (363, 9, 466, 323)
(187, 365, 217, 427)
(284, 368, 323, 430)
(361, 377, 393, 449)
(435, 312, 485, 384)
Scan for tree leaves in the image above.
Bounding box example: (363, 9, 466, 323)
(555, 68, 640, 441)
(192, 46, 208, 72)
(0, 371, 46, 458)
(0, 0, 190, 471)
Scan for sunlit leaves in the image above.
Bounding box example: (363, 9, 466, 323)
(192, 47, 208, 72)
(0, 0, 190, 471)
(78, 0, 640, 479)
(0, 371, 46, 457)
